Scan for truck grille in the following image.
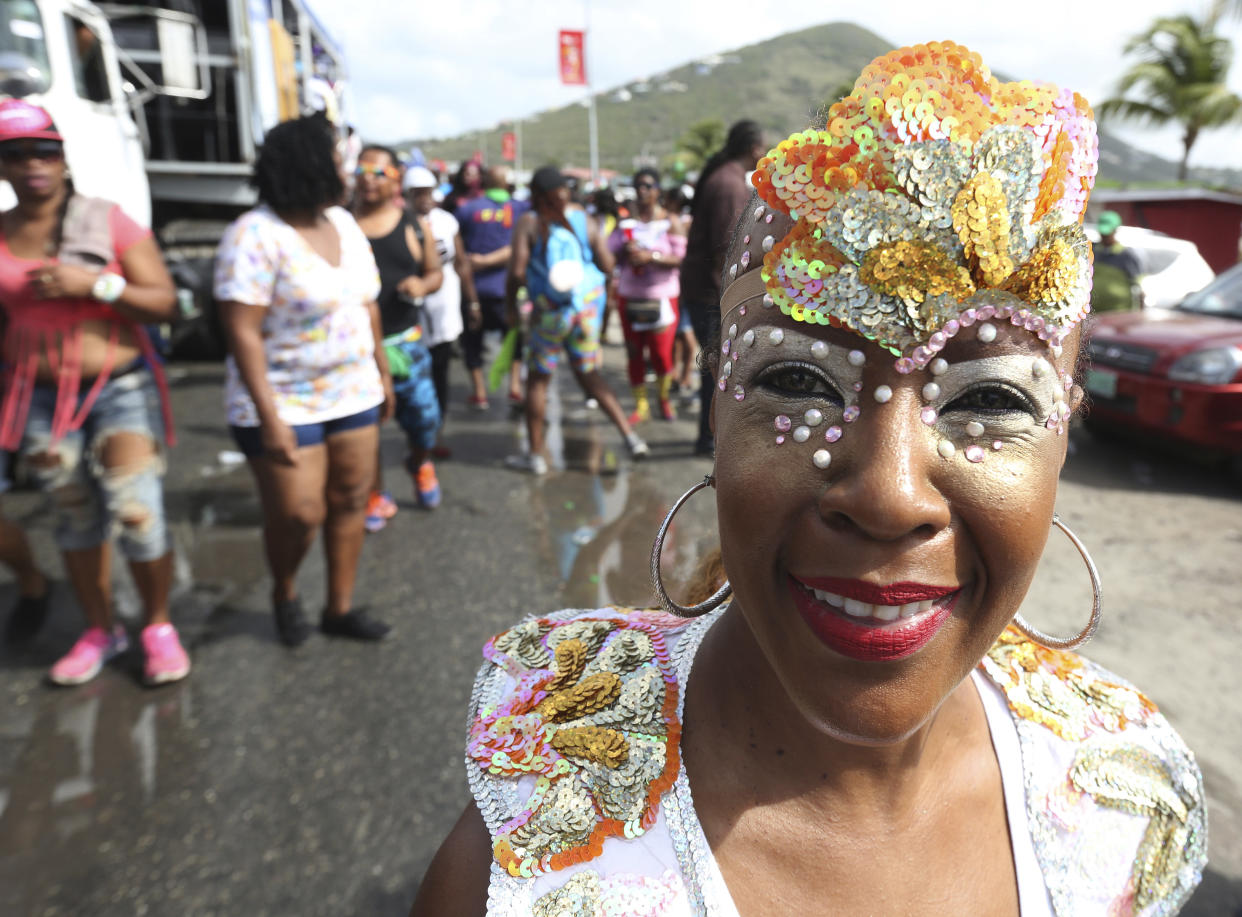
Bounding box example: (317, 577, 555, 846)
(1088, 339, 1159, 374)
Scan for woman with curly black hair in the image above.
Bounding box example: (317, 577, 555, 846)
(215, 115, 395, 646)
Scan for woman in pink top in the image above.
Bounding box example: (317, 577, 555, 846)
(0, 100, 186, 686)
(608, 168, 687, 423)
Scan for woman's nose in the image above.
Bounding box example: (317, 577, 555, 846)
(816, 388, 951, 543)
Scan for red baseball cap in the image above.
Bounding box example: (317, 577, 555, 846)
(0, 99, 62, 143)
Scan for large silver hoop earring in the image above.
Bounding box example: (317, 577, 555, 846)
(1012, 514, 1101, 651)
(651, 474, 731, 618)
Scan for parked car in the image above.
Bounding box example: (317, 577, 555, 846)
(1085, 225, 1215, 309)
(1085, 262, 1242, 478)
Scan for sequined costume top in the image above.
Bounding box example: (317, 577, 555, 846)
(466, 608, 1206, 916)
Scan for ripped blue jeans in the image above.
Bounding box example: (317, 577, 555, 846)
(19, 368, 170, 561)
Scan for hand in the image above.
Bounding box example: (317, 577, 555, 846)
(260, 419, 299, 465)
(398, 276, 424, 299)
(380, 375, 396, 422)
(27, 263, 99, 300)
(466, 302, 482, 332)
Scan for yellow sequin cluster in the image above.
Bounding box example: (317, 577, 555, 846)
(754, 42, 1097, 355)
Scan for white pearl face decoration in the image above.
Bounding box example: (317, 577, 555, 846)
(717, 305, 1069, 473)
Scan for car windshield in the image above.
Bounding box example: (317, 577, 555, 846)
(1177, 265, 1242, 319)
(0, 0, 50, 95)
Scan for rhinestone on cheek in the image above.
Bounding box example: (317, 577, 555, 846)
(922, 382, 941, 400)
(921, 406, 938, 425)
(742, 329, 755, 347)
(824, 425, 843, 442)
(853, 381, 863, 392)
(847, 349, 866, 367)
(775, 414, 792, 433)
(728, 324, 738, 340)
(762, 235, 775, 251)
(929, 358, 949, 376)
(937, 439, 956, 458)
(810, 341, 829, 360)
(793, 425, 811, 443)
(965, 421, 985, 437)
(769, 329, 784, 345)
(812, 449, 832, 469)
(776, 435, 786, 444)
(804, 408, 823, 426)
(965, 444, 985, 463)
(873, 385, 893, 403)
(843, 406, 860, 423)
(976, 322, 998, 343)
(992, 440, 1003, 450)
(734, 384, 745, 401)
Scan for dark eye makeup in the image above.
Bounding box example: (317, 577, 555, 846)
(754, 362, 845, 404)
(942, 382, 1036, 417)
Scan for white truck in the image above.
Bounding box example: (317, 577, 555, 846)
(0, 0, 349, 356)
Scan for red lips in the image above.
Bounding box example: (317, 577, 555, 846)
(788, 577, 960, 662)
(794, 575, 957, 606)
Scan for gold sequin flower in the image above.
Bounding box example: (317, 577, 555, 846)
(468, 613, 684, 878)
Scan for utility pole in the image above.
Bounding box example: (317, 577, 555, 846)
(585, 0, 599, 187)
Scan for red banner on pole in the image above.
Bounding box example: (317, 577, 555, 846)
(559, 30, 586, 85)
(501, 131, 516, 161)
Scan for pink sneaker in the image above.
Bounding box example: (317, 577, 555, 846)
(49, 626, 128, 686)
(142, 623, 191, 685)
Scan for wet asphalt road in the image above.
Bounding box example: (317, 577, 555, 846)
(0, 342, 1239, 917)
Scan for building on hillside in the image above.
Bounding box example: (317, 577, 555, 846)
(1088, 189, 1242, 273)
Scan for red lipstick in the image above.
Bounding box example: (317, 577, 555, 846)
(787, 577, 959, 662)
(795, 575, 957, 606)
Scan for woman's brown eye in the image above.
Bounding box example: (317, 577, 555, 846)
(758, 364, 843, 404)
(944, 384, 1033, 416)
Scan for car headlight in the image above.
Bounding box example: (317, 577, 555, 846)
(1167, 347, 1242, 384)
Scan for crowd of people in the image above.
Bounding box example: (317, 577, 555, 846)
(0, 96, 762, 685)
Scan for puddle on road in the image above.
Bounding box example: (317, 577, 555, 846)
(520, 378, 721, 610)
(0, 676, 195, 915)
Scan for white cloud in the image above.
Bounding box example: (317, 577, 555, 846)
(313, 0, 1242, 167)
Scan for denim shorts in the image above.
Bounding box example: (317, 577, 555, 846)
(19, 368, 170, 561)
(229, 405, 381, 458)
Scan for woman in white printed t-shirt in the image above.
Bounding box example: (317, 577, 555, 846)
(215, 115, 395, 647)
(404, 165, 480, 459)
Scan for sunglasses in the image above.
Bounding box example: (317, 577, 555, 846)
(634, 181, 659, 190)
(355, 163, 400, 180)
(0, 141, 64, 164)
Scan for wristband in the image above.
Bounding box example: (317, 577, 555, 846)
(91, 271, 127, 304)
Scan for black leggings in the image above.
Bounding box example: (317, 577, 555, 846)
(428, 341, 454, 419)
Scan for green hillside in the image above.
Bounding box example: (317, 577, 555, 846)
(404, 22, 1241, 189)
(406, 21, 890, 174)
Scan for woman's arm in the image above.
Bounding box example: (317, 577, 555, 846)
(398, 217, 444, 299)
(32, 235, 177, 322)
(368, 299, 394, 421)
(588, 214, 615, 275)
(454, 231, 482, 330)
(219, 300, 297, 464)
(409, 803, 492, 917)
(504, 212, 534, 327)
(468, 246, 511, 271)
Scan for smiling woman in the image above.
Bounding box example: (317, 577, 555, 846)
(411, 43, 1206, 917)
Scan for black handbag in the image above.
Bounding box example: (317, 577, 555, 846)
(624, 298, 662, 324)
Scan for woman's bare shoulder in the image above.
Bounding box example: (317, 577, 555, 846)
(409, 801, 493, 917)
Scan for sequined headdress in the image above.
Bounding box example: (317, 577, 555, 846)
(751, 42, 1098, 362)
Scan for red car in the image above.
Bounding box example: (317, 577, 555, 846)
(1085, 263, 1242, 478)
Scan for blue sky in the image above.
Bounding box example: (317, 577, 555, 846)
(313, 0, 1242, 170)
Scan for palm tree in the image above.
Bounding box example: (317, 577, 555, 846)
(676, 119, 725, 172)
(1099, 13, 1242, 181)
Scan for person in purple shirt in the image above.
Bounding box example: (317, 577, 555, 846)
(456, 167, 528, 410)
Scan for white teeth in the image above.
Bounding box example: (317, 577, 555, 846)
(806, 586, 948, 623)
(874, 604, 901, 621)
(843, 597, 869, 617)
